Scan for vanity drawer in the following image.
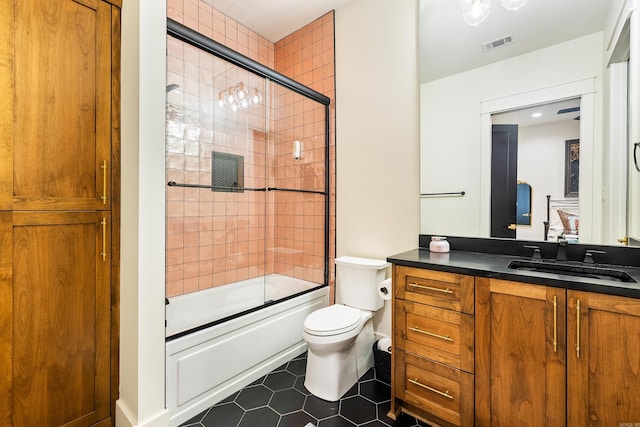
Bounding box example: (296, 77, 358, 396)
(394, 266, 474, 314)
(395, 300, 474, 373)
(394, 349, 474, 427)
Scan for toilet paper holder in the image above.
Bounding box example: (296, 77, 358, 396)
(378, 278, 392, 301)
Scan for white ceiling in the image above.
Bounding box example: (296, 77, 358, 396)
(201, 0, 352, 43)
(420, 0, 611, 83)
(205, 0, 611, 84)
(203, 0, 608, 126)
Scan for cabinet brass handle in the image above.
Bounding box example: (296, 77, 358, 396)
(576, 299, 581, 358)
(408, 378, 453, 400)
(553, 295, 558, 353)
(101, 160, 107, 204)
(408, 283, 453, 294)
(101, 217, 107, 261)
(409, 326, 453, 342)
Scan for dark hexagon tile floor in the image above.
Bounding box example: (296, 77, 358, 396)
(180, 352, 433, 427)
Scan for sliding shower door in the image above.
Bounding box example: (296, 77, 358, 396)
(266, 83, 328, 299)
(165, 22, 330, 329)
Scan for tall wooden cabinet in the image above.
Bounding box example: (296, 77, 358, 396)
(0, 0, 121, 425)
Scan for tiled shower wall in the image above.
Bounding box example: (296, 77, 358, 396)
(273, 13, 336, 294)
(165, 0, 336, 298)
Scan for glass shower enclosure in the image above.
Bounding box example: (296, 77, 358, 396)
(164, 20, 330, 337)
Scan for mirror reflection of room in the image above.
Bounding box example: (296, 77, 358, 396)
(492, 99, 581, 242)
(418, 0, 637, 246)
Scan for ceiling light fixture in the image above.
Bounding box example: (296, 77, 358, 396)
(460, 0, 528, 26)
(460, 0, 490, 26)
(217, 82, 262, 111)
(501, 0, 528, 11)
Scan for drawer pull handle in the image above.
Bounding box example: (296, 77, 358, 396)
(409, 378, 453, 400)
(408, 283, 453, 294)
(409, 327, 453, 342)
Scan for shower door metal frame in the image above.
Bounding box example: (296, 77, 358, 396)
(167, 18, 332, 287)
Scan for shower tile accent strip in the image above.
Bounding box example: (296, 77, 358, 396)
(180, 352, 432, 427)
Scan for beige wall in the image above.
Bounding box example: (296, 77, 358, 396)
(335, 0, 420, 337)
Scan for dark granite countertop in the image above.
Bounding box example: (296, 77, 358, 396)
(388, 237, 640, 299)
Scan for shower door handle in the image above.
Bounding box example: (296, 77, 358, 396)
(634, 143, 640, 172)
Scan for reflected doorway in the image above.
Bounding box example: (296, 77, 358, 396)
(490, 98, 581, 241)
(490, 124, 518, 238)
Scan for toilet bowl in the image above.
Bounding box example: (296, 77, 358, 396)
(302, 256, 390, 401)
(303, 304, 375, 401)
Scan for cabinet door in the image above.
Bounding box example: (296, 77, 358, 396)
(568, 291, 640, 426)
(0, 211, 111, 426)
(475, 278, 566, 426)
(0, 0, 112, 211)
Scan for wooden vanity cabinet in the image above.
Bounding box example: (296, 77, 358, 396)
(392, 266, 640, 426)
(391, 266, 475, 427)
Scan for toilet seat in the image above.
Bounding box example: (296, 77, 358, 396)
(304, 305, 362, 337)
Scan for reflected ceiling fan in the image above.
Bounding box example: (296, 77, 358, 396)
(557, 106, 580, 120)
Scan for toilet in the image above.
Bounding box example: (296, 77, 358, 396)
(303, 256, 390, 401)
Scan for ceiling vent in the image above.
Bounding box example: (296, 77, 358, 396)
(481, 35, 514, 52)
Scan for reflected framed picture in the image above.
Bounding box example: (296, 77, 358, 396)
(564, 139, 579, 197)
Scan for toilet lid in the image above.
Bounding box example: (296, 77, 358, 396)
(304, 305, 362, 336)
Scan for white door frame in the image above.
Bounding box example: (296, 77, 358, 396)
(608, 62, 629, 245)
(478, 78, 599, 243)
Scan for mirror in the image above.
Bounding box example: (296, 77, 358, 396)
(490, 99, 581, 242)
(418, 0, 629, 245)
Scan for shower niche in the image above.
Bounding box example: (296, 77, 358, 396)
(165, 19, 331, 334)
(211, 151, 244, 193)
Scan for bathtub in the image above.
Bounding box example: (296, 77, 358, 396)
(165, 275, 329, 426)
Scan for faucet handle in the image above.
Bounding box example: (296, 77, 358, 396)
(583, 249, 606, 264)
(523, 245, 542, 259)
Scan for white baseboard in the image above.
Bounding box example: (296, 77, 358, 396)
(116, 400, 170, 427)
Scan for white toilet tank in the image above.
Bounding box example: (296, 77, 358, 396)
(335, 256, 390, 311)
